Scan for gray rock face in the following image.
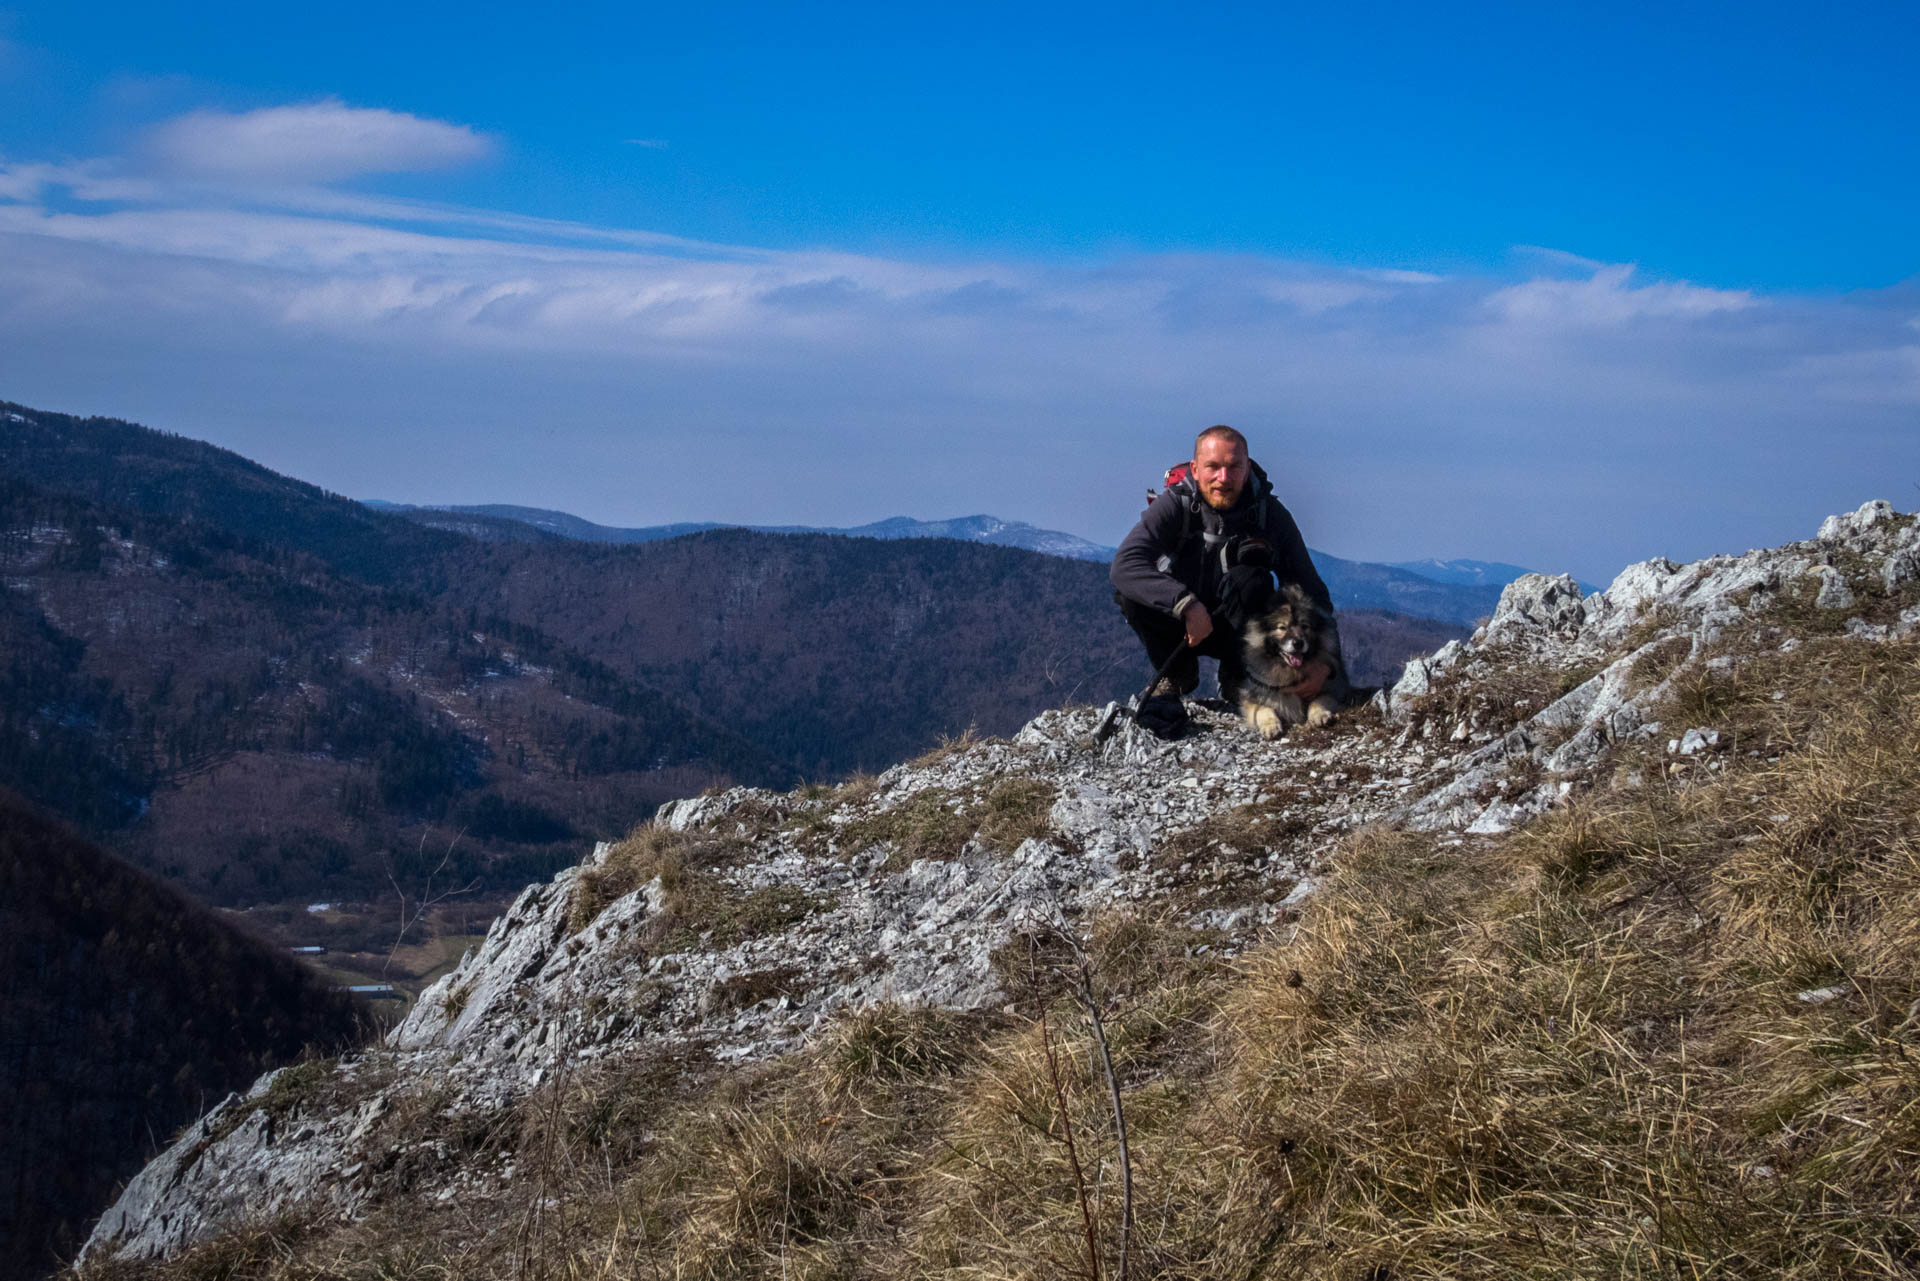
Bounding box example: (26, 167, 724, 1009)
(81, 1060, 401, 1267)
(1818, 499, 1895, 544)
(1476, 572, 1587, 646)
(82, 501, 1920, 1268)
(1384, 501, 1919, 833)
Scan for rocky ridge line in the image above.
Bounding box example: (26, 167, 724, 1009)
(81, 501, 1920, 1267)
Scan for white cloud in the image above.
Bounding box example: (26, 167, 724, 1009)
(142, 99, 493, 185)
(1485, 263, 1754, 327)
(0, 161, 61, 201)
(1365, 268, 1446, 285)
(622, 138, 669, 149)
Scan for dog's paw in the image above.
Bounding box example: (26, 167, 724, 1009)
(1307, 698, 1338, 729)
(1249, 705, 1285, 740)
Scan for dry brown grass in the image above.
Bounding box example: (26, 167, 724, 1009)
(1205, 638, 1920, 1279)
(908, 727, 986, 768)
(571, 822, 722, 931)
(1624, 631, 1694, 692)
(973, 777, 1059, 852)
(819, 1002, 978, 1094)
(837, 786, 978, 869)
(79, 634, 1920, 1281)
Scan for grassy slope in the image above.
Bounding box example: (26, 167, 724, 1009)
(75, 583, 1920, 1278)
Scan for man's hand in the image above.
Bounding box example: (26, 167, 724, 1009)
(1182, 601, 1213, 647)
(1293, 659, 1331, 701)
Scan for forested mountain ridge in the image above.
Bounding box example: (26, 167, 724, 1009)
(0, 471, 786, 905)
(368, 502, 1118, 562)
(0, 403, 455, 585)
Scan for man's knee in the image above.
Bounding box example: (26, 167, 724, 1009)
(1115, 591, 1177, 642)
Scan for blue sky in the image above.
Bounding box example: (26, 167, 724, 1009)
(1, 1, 1916, 582)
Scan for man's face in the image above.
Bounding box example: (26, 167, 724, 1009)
(1193, 435, 1251, 510)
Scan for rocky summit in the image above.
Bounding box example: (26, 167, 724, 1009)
(80, 501, 1920, 1270)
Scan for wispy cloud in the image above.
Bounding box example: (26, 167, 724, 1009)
(622, 138, 669, 149)
(0, 126, 1913, 583)
(1486, 264, 1754, 327)
(141, 99, 493, 184)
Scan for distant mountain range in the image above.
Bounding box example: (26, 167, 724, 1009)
(363, 503, 1116, 561)
(1388, 557, 1602, 594)
(366, 500, 1568, 626)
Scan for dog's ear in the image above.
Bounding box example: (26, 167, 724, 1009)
(1283, 582, 1327, 622)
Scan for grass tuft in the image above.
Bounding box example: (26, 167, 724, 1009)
(570, 822, 829, 952)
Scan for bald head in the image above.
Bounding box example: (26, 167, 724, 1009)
(1194, 424, 1248, 456)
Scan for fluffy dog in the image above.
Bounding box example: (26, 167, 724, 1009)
(1223, 584, 1350, 739)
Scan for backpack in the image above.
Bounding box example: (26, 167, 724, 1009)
(1144, 461, 1194, 513)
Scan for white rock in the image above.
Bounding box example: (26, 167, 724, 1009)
(1677, 728, 1722, 756)
(1810, 566, 1853, 611)
(1476, 573, 1586, 645)
(1884, 540, 1920, 593)
(1817, 500, 1894, 544)
(1466, 799, 1530, 834)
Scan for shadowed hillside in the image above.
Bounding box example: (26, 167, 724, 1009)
(0, 794, 372, 1281)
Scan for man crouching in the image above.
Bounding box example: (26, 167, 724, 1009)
(1110, 424, 1345, 739)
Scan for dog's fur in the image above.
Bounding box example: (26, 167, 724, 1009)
(1223, 584, 1351, 739)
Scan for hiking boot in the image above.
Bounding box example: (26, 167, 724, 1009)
(1135, 692, 1188, 740)
(1148, 656, 1200, 699)
(1145, 675, 1189, 701)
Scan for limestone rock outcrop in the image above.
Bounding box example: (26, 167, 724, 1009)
(1377, 499, 1920, 832)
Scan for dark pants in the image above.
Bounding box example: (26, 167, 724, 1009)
(1115, 592, 1239, 690)
(1114, 567, 1277, 687)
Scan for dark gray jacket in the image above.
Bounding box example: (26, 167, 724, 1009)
(1109, 459, 1333, 620)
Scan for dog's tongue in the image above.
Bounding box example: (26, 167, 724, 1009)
(1284, 653, 1303, 669)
